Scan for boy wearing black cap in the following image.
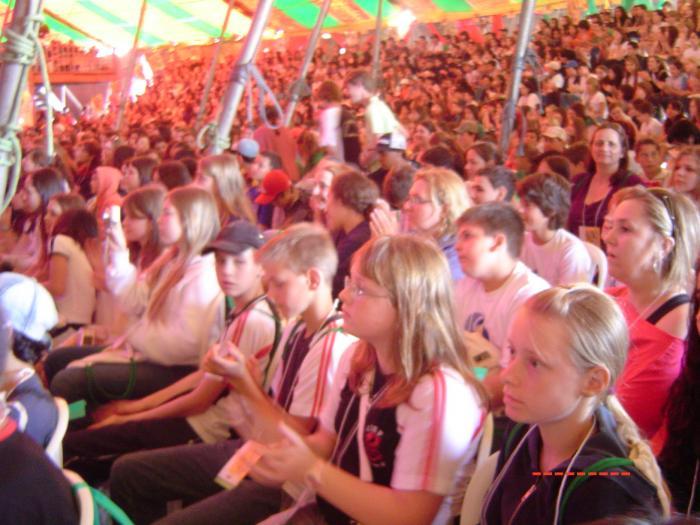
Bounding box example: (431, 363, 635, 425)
(63, 221, 281, 484)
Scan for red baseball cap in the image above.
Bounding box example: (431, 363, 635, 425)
(255, 169, 291, 205)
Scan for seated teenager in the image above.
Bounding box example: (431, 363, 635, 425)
(109, 223, 356, 524)
(517, 173, 593, 286)
(249, 235, 486, 525)
(1, 168, 67, 273)
(119, 155, 158, 194)
(46, 186, 223, 416)
(42, 209, 98, 341)
(0, 273, 58, 446)
(468, 165, 516, 205)
(255, 169, 313, 229)
(87, 185, 166, 344)
(454, 203, 549, 400)
(62, 220, 279, 485)
(480, 286, 669, 524)
(325, 170, 378, 298)
(0, 309, 78, 525)
(602, 186, 700, 441)
(195, 154, 256, 225)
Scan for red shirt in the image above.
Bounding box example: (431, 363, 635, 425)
(609, 286, 686, 441)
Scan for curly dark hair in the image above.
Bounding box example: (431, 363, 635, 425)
(658, 301, 700, 514)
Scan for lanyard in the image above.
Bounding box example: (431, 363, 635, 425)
(330, 369, 391, 482)
(275, 308, 342, 409)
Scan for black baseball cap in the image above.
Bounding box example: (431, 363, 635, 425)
(204, 220, 265, 255)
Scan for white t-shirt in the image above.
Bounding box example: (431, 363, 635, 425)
(638, 118, 665, 142)
(517, 93, 540, 110)
(365, 95, 402, 146)
(187, 297, 278, 443)
(454, 262, 549, 367)
(269, 316, 356, 420)
(520, 229, 593, 286)
(320, 346, 483, 524)
(318, 105, 344, 161)
(49, 234, 96, 325)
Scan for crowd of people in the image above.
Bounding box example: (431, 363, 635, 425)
(1, 1, 700, 524)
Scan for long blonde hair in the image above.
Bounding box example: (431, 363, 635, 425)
(348, 235, 486, 408)
(413, 167, 471, 239)
(525, 285, 670, 517)
(146, 186, 220, 321)
(610, 185, 700, 293)
(198, 154, 255, 224)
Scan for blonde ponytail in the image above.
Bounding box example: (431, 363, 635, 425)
(605, 394, 671, 517)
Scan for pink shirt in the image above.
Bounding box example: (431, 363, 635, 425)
(609, 286, 686, 440)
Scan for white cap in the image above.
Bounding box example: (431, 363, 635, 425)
(0, 273, 58, 342)
(542, 126, 569, 143)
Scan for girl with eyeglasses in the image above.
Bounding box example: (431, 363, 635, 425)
(250, 235, 486, 525)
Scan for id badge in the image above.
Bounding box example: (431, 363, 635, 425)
(578, 226, 601, 247)
(215, 440, 266, 490)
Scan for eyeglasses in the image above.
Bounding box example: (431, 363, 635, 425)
(405, 195, 432, 206)
(343, 276, 390, 299)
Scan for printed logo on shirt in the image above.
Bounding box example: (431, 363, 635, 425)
(464, 312, 491, 341)
(364, 424, 386, 468)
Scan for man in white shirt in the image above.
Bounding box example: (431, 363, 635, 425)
(345, 69, 406, 170)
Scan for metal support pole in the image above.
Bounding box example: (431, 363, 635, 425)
(498, 0, 536, 157)
(195, 0, 234, 131)
(371, 0, 383, 86)
(283, 0, 332, 127)
(0, 0, 45, 210)
(209, 0, 276, 154)
(114, 0, 147, 134)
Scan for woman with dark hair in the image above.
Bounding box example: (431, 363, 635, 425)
(43, 209, 98, 338)
(410, 120, 436, 162)
(154, 160, 192, 190)
(120, 155, 158, 194)
(656, 295, 700, 514)
(2, 168, 67, 273)
(72, 139, 102, 198)
(567, 122, 643, 246)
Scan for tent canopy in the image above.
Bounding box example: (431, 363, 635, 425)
(0, 0, 564, 50)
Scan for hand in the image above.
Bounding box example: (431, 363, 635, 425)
(92, 399, 144, 422)
(369, 199, 399, 238)
(203, 342, 249, 382)
(250, 423, 321, 488)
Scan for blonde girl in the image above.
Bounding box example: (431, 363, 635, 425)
(47, 186, 223, 409)
(196, 153, 255, 224)
(602, 186, 700, 441)
(481, 285, 669, 524)
(401, 167, 471, 280)
(252, 235, 486, 525)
